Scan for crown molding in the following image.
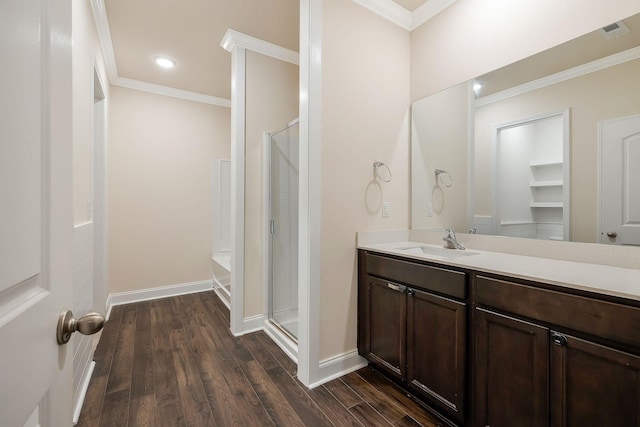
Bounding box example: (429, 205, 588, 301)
(90, 0, 118, 82)
(352, 0, 456, 31)
(89, 0, 231, 106)
(412, 0, 457, 29)
(221, 29, 300, 65)
(351, 0, 412, 30)
(112, 77, 232, 107)
(475, 45, 640, 107)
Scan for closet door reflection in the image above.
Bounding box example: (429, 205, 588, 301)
(269, 121, 299, 340)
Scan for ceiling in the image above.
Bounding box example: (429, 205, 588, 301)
(104, 0, 300, 101)
(100, 0, 436, 104)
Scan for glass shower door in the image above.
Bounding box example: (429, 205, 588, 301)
(269, 121, 299, 340)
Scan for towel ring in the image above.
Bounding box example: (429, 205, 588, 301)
(435, 169, 453, 188)
(373, 161, 392, 183)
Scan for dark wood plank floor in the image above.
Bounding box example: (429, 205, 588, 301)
(77, 292, 446, 427)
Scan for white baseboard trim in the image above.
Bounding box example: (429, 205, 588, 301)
(239, 314, 267, 335)
(212, 286, 231, 310)
(106, 280, 213, 319)
(72, 360, 96, 425)
(263, 320, 299, 364)
(310, 350, 368, 389)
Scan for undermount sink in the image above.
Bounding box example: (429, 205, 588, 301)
(396, 245, 478, 258)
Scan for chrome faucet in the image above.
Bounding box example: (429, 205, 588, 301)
(443, 229, 465, 250)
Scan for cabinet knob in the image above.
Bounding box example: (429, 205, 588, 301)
(551, 332, 568, 346)
(407, 289, 415, 296)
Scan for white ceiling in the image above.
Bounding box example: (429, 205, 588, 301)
(104, 0, 300, 101)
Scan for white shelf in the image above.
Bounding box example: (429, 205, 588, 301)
(530, 160, 563, 167)
(530, 202, 563, 208)
(530, 180, 563, 187)
(500, 220, 564, 226)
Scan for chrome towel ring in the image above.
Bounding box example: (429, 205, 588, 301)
(373, 161, 392, 182)
(435, 169, 453, 187)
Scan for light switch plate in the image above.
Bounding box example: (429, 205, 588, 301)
(382, 201, 390, 218)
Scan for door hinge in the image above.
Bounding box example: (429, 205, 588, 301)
(269, 220, 275, 235)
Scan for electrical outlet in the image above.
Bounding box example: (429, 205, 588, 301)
(382, 201, 391, 218)
(426, 202, 433, 217)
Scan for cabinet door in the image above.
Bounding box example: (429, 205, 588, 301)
(475, 308, 549, 427)
(407, 289, 466, 421)
(366, 276, 407, 380)
(550, 332, 640, 426)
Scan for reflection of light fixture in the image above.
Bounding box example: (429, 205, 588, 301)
(473, 82, 482, 95)
(154, 56, 176, 68)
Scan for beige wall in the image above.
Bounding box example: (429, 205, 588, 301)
(316, 0, 640, 365)
(73, 0, 109, 225)
(320, 0, 411, 360)
(411, 82, 469, 231)
(107, 86, 230, 294)
(411, 0, 640, 101)
(244, 51, 299, 317)
(474, 58, 640, 243)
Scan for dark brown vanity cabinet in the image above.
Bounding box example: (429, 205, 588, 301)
(407, 288, 467, 420)
(364, 276, 406, 381)
(474, 308, 550, 427)
(358, 251, 468, 423)
(475, 274, 640, 427)
(359, 250, 640, 426)
(549, 333, 640, 426)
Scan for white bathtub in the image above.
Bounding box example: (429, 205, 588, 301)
(212, 251, 231, 307)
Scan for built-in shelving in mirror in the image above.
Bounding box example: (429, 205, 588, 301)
(493, 111, 569, 241)
(411, 12, 640, 245)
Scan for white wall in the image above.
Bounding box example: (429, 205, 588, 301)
(320, 0, 410, 360)
(107, 86, 230, 294)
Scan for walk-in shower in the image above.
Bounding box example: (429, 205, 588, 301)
(267, 119, 299, 341)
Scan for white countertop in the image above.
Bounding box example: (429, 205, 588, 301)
(359, 240, 640, 302)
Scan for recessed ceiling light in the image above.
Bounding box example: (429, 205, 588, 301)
(155, 56, 175, 69)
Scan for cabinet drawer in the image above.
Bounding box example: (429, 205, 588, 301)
(476, 275, 640, 349)
(366, 253, 466, 299)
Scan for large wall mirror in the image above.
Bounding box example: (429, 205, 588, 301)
(411, 12, 640, 246)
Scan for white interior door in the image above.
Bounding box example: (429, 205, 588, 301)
(0, 0, 74, 426)
(600, 115, 640, 246)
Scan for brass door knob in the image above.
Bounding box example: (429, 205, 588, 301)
(57, 310, 105, 345)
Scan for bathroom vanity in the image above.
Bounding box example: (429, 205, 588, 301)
(357, 240, 640, 427)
